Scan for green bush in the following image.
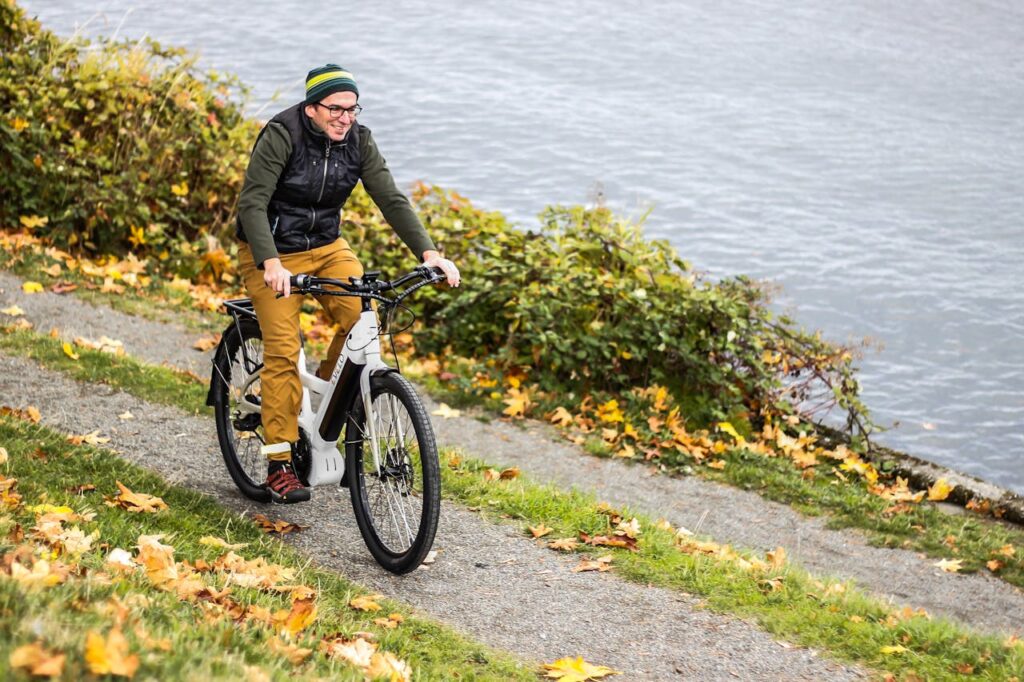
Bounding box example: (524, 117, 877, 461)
(352, 185, 871, 434)
(0, 0, 257, 267)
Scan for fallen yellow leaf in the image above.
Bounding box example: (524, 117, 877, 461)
(319, 636, 377, 667)
(879, 645, 908, 655)
(67, 430, 110, 446)
(62, 342, 80, 360)
(198, 536, 247, 550)
(267, 636, 312, 665)
(431, 403, 462, 419)
(927, 478, 953, 502)
(571, 555, 613, 573)
(934, 558, 963, 573)
(170, 181, 189, 197)
(548, 406, 574, 427)
(21, 281, 44, 294)
(1, 305, 25, 316)
(365, 651, 412, 681)
(548, 538, 579, 551)
(85, 627, 139, 678)
(276, 598, 317, 637)
(106, 481, 167, 513)
(349, 594, 384, 612)
(542, 655, 621, 681)
(530, 524, 554, 538)
(9, 642, 66, 677)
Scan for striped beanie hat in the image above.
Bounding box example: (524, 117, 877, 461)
(304, 64, 359, 103)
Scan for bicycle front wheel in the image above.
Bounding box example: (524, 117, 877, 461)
(345, 372, 440, 574)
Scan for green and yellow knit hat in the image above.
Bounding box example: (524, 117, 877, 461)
(304, 64, 359, 103)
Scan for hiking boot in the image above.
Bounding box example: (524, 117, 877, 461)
(265, 461, 311, 504)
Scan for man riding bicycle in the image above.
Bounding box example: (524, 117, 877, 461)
(235, 64, 460, 504)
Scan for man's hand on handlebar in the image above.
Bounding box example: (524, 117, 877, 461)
(263, 257, 293, 298)
(421, 250, 460, 287)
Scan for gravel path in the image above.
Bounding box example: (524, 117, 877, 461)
(3, 269, 1023, 639)
(0, 353, 862, 680)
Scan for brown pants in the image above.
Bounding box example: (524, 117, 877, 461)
(239, 239, 363, 455)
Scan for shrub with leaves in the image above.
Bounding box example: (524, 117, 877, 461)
(0, 0, 258, 278)
(355, 185, 872, 437)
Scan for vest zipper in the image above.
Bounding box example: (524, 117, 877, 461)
(308, 140, 331, 250)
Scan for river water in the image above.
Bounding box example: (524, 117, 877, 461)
(22, 1, 1024, 493)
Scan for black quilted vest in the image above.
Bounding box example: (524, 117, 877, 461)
(242, 102, 363, 254)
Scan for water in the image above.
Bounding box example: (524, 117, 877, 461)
(21, 0, 1024, 493)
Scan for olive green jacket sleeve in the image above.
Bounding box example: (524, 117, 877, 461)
(359, 128, 437, 257)
(236, 122, 292, 268)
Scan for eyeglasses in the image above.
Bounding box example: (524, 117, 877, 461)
(314, 102, 362, 119)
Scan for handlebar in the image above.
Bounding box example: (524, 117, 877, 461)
(283, 265, 445, 301)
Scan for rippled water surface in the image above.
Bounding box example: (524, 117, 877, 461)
(24, 0, 1024, 493)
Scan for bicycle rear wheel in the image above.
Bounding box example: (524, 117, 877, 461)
(212, 318, 272, 502)
(345, 372, 440, 574)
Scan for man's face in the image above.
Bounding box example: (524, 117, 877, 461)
(304, 90, 358, 142)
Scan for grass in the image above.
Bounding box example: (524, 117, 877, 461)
(414, 371, 1024, 590)
(2, 321, 1023, 593)
(441, 456, 1024, 681)
(0, 327, 211, 417)
(0, 414, 535, 681)
(2, 323, 1024, 679)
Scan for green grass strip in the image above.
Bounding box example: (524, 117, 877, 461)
(0, 327, 211, 416)
(417, 373, 1024, 590)
(441, 457, 1024, 681)
(0, 415, 534, 681)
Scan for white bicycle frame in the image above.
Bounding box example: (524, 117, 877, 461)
(232, 306, 397, 486)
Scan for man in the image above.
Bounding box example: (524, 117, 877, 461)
(236, 64, 459, 503)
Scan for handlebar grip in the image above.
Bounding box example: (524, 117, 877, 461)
(290, 274, 310, 288)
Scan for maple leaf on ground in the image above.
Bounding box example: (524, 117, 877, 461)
(106, 481, 168, 513)
(373, 613, 405, 629)
(22, 281, 44, 294)
(350, 594, 384, 612)
(252, 513, 307, 535)
(268, 636, 312, 665)
(927, 478, 953, 502)
(548, 538, 579, 551)
(571, 555, 613, 573)
(67, 430, 111, 446)
(1, 305, 25, 316)
(548, 406, 574, 427)
(198, 536, 247, 550)
(62, 342, 80, 360)
(431, 403, 462, 419)
(879, 645, 908, 655)
(529, 524, 554, 538)
(542, 655, 621, 681)
(319, 636, 377, 667)
(995, 544, 1016, 557)
(9, 642, 66, 677)
(579, 532, 637, 552)
(136, 534, 178, 586)
(366, 651, 412, 681)
(766, 546, 787, 570)
(499, 467, 520, 480)
(935, 558, 963, 573)
(275, 598, 317, 637)
(85, 627, 140, 678)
